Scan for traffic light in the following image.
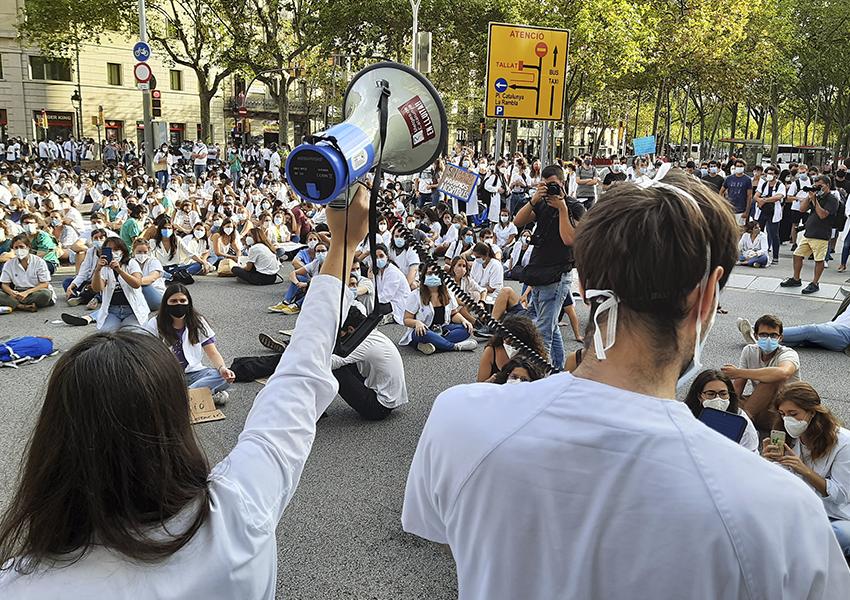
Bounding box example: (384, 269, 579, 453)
(152, 89, 162, 118)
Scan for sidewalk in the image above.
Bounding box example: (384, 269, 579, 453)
(727, 242, 849, 301)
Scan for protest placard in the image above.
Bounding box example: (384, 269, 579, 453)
(438, 163, 480, 204)
(188, 387, 226, 424)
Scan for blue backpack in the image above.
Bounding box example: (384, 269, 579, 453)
(0, 336, 56, 367)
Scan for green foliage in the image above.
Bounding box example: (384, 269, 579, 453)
(18, 0, 129, 56)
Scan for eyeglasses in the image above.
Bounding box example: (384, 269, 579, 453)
(700, 390, 730, 400)
(757, 333, 781, 340)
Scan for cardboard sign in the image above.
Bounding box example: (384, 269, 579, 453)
(189, 387, 225, 424)
(438, 163, 480, 204)
(632, 135, 657, 156)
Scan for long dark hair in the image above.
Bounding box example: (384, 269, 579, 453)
(153, 214, 177, 259)
(488, 314, 548, 361)
(418, 264, 450, 307)
(684, 369, 739, 417)
(156, 283, 209, 346)
(104, 236, 131, 266)
(0, 331, 210, 574)
(776, 382, 841, 460)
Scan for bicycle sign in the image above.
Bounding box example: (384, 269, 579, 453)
(133, 41, 151, 62)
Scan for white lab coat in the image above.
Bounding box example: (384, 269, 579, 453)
(0, 275, 350, 600)
(331, 329, 408, 409)
(402, 373, 850, 600)
(399, 291, 460, 346)
(143, 316, 214, 373)
(95, 260, 150, 329)
(483, 172, 505, 223)
(374, 262, 411, 325)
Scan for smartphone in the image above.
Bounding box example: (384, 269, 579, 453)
(101, 247, 113, 263)
(770, 430, 786, 455)
(698, 407, 747, 443)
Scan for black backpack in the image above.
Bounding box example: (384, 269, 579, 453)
(231, 354, 280, 382)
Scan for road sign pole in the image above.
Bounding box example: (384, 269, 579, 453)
(540, 121, 550, 165)
(138, 0, 154, 175)
(495, 120, 504, 159)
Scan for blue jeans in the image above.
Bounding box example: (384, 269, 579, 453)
(101, 304, 143, 332)
(531, 271, 571, 369)
(163, 263, 203, 281)
(193, 163, 206, 180)
(283, 274, 309, 305)
(740, 254, 769, 267)
(156, 170, 168, 189)
(763, 219, 780, 260)
(510, 191, 528, 215)
(185, 366, 230, 394)
(832, 520, 850, 557)
(411, 323, 470, 352)
(142, 285, 163, 310)
(783, 323, 850, 352)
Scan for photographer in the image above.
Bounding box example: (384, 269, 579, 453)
(514, 164, 584, 370)
(781, 175, 839, 294)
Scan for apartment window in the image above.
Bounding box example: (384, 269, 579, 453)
(0, 55, 4, 79)
(107, 63, 122, 86)
(170, 69, 183, 91)
(29, 56, 72, 81)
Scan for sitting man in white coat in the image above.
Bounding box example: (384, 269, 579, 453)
(402, 171, 850, 599)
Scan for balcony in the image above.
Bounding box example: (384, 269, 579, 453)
(227, 96, 308, 115)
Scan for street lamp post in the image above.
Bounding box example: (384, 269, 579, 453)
(410, 0, 421, 69)
(70, 90, 82, 139)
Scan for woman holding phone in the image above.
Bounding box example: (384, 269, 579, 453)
(762, 382, 850, 559)
(90, 237, 149, 331)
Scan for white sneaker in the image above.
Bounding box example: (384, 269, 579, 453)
(453, 339, 479, 352)
(416, 342, 436, 355)
(736, 318, 756, 344)
(212, 390, 229, 406)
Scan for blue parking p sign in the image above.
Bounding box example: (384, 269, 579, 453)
(495, 105, 504, 116)
(133, 41, 151, 62)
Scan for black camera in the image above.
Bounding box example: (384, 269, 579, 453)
(801, 185, 817, 192)
(546, 182, 563, 197)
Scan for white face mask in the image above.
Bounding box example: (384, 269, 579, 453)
(765, 174, 775, 182)
(23, 223, 36, 234)
(500, 216, 509, 223)
(702, 397, 730, 412)
(223, 226, 234, 235)
(193, 229, 205, 238)
(307, 239, 318, 249)
(112, 250, 123, 261)
(134, 252, 148, 263)
(783, 415, 810, 438)
(734, 166, 744, 175)
(14, 247, 29, 260)
(503, 343, 518, 359)
(505, 377, 523, 385)
(245, 236, 254, 246)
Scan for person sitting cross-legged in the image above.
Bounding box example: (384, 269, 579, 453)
(723, 314, 800, 432)
(0, 234, 56, 312)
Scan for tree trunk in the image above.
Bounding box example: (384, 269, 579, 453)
(508, 119, 518, 155)
(664, 86, 672, 155)
(278, 78, 290, 147)
(198, 89, 213, 143)
(770, 94, 780, 162)
(744, 103, 751, 139)
(652, 81, 664, 139)
(729, 102, 738, 153)
(633, 90, 642, 140)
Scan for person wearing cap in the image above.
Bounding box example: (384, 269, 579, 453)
(402, 171, 850, 599)
(781, 175, 840, 294)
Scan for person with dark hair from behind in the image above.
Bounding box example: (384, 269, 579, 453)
(763, 382, 850, 560)
(683, 369, 758, 451)
(144, 283, 235, 406)
(403, 171, 850, 598)
(476, 314, 547, 382)
(0, 184, 374, 598)
(513, 164, 584, 370)
(232, 224, 279, 286)
(329, 306, 408, 420)
(488, 357, 546, 385)
(723, 314, 800, 432)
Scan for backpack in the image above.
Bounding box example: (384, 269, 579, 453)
(0, 336, 56, 368)
(231, 354, 280, 382)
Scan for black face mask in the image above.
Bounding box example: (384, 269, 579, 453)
(166, 303, 189, 318)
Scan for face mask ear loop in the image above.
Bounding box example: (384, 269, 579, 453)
(587, 290, 619, 360)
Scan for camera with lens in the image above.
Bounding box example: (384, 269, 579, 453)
(801, 185, 817, 192)
(546, 182, 563, 197)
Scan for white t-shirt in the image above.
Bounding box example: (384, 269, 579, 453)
(389, 247, 420, 279)
(470, 257, 503, 300)
(331, 330, 408, 409)
(0, 255, 55, 302)
(247, 243, 279, 275)
(193, 144, 208, 166)
(738, 344, 801, 389)
(0, 276, 352, 600)
(402, 373, 850, 599)
(493, 222, 517, 247)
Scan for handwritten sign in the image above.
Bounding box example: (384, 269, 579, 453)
(632, 135, 657, 156)
(438, 163, 480, 204)
(189, 387, 225, 424)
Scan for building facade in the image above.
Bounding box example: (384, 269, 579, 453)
(0, 0, 227, 146)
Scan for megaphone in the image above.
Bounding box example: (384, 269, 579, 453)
(285, 62, 447, 204)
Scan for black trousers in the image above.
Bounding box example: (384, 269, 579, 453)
(332, 364, 392, 421)
(232, 266, 277, 286)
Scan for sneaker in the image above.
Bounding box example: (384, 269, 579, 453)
(473, 325, 493, 339)
(280, 304, 300, 315)
(15, 303, 38, 313)
(416, 342, 436, 355)
(771, 258, 779, 266)
(801, 282, 820, 295)
(61, 313, 92, 326)
(737, 318, 756, 344)
(259, 332, 288, 353)
(85, 298, 100, 310)
(212, 390, 229, 407)
(267, 303, 290, 313)
(380, 313, 395, 325)
(779, 277, 802, 288)
(840, 287, 850, 298)
(67, 296, 83, 307)
(453, 339, 479, 352)
(277, 328, 296, 336)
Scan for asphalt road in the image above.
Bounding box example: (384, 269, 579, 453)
(0, 253, 848, 598)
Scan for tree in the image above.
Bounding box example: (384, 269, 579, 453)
(17, 0, 128, 57)
(146, 0, 236, 143)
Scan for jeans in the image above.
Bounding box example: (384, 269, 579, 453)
(232, 266, 277, 285)
(155, 170, 168, 189)
(163, 263, 204, 281)
(760, 217, 780, 260)
(411, 323, 470, 352)
(841, 235, 850, 267)
(185, 366, 230, 394)
(831, 520, 850, 557)
(193, 163, 206, 180)
(531, 271, 571, 369)
(510, 191, 528, 216)
(332, 364, 392, 421)
(142, 285, 163, 310)
(783, 323, 850, 352)
(417, 192, 432, 209)
(100, 304, 143, 331)
(740, 254, 769, 267)
(283, 274, 309, 305)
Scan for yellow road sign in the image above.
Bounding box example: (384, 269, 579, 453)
(485, 22, 570, 121)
